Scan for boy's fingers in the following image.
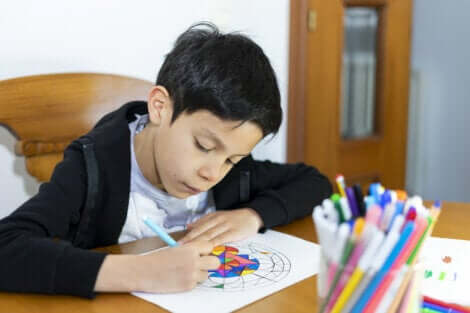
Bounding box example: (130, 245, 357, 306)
(197, 270, 210, 283)
(210, 230, 237, 247)
(187, 224, 229, 244)
(188, 212, 217, 229)
(180, 219, 221, 243)
(198, 255, 221, 270)
(189, 240, 215, 256)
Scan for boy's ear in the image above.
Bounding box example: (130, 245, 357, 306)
(147, 85, 172, 126)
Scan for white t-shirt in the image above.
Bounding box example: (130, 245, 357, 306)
(118, 114, 215, 244)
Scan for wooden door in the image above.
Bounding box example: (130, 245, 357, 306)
(288, 0, 412, 190)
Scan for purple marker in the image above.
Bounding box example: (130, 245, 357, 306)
(346, 187, 359, 217)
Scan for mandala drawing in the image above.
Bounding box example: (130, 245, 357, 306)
(199, 242, 291, 292)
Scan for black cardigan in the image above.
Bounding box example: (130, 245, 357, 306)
(0, 101, 332, 298)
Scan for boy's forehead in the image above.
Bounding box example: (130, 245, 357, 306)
(186, 110, 240, 128)
(184, 110, 253, 132)
(186, 110, 263, 147)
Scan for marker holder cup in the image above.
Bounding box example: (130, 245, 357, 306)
(315, 246, 425, 313)
(313, 182, 441, 312)
(316, 247, 328, 306)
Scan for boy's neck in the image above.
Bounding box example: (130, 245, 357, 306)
(133, 126, 165, 191)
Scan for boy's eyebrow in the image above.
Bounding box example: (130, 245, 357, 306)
(201, 128, 249, 157)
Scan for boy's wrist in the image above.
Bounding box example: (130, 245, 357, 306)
(94, 254, 141, 292)
(244, 208, 264, 231)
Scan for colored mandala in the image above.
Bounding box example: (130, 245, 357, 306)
(199, 242, 291, 292)
(209, 246, 260, 278)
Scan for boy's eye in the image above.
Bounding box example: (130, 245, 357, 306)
(195, 139, 212, 153)
(195, 138, 236, 165)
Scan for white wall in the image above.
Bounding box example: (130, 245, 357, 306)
(0, 0, 290, 217)
(5, 0, 467, 219)
(407, 0, 470, 202)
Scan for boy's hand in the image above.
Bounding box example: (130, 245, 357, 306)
(137, 240, 220, 293)
(179, 208, 263, 246)
(95, 240, 220, 293)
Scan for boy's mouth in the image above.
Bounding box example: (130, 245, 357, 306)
(182, 182, 202, 194)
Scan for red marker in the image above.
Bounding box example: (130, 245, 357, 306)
(401, 206, 416, 232)
(405, 207, 417, 220)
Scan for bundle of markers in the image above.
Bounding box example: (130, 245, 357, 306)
(421, 296, 470, 313)
(313, 175, 441, 313)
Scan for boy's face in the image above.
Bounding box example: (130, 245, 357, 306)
(142, 86, 263, 199)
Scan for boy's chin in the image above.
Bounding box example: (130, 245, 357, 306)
(166, 184, 194, 199)
(170, 191, 191, 199)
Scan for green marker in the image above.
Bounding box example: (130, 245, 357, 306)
(407, 216, 433, 264)
(331, 193, 345, 223)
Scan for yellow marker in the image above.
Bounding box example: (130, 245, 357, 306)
(330, 230, 385, 313)
(329, 267, 364, 313)
(335, 174, 347, 198)
(353, 218, 365, 237)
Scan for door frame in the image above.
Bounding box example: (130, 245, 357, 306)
(287, 0, 308, 163)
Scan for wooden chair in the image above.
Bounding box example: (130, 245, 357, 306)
(0, 73, 154, 182)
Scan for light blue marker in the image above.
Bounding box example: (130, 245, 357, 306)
(387, 201, 404, 233)
(350, 221, 415, 313)
(143, 217, 179, 247)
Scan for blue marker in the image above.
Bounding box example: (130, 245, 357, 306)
(369, 183, 381, 204)
(380, 190, 392, 208)
(422, 301, 464, 313)
(143, 217, 179, 247)
(364, 195, 375, 210)
(350, 221, 415, 313)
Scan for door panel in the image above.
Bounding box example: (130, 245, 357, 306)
(288, 0, 412, 190)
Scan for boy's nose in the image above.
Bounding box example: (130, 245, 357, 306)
(198, 164, 220, 183)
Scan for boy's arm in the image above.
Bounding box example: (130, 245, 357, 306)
(0, 143, 107, 298)
(0, 143, 221, 297)
(94, 241, 219, 293)
(182, 156, 332, 245)
(243, 156, 332, 230)
(215, 155, 332, 230)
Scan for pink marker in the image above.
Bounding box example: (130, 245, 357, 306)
(361, 215, 428, 313)
(365, 204, 382, 227)
(324, 219, 375, 312)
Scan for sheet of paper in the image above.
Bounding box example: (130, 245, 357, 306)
(132, 230, 320, 313)
(418, 236, 470, 306)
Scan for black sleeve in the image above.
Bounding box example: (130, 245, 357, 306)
(0, 143, 107, 298)
(243, 156, 332, 230)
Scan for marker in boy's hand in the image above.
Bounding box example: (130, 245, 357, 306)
(95, 240, 220, 293)
(179, 208, 263, 246)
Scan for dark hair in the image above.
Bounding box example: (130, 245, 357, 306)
(156, 22, 282, 137)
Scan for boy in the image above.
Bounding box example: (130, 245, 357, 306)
(0, 22, 331, 298)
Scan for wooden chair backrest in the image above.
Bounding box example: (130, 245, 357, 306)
(0, 73, 154, 182)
